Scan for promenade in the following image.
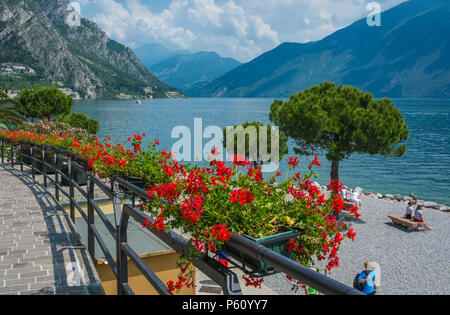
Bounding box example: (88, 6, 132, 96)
(0, 165, 104, 295)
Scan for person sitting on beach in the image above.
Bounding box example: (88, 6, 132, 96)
(340, 186, 349, 201)
(404, 201, 414, 220)
(414, 205, 434, 230)
(350, 190, 362, 208)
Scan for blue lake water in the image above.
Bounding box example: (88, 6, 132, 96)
(73, 98, 450, 206)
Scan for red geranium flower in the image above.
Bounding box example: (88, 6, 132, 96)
(312, 155, 322, 166)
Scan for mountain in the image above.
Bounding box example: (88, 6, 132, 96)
(200, 0, 450, 98)
(151, 52, 241, 96)
(0, 0, 183, 99)
(134, 43, 190, 68)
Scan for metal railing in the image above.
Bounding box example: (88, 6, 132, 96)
(0, 137, 364, 295)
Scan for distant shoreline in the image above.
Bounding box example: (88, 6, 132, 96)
(336, 185, 450, 213)
(74, 97, 450, 101)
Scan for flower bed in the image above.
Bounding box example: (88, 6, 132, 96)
(19, 120, 96, 143)
(0, 128, 360, 294)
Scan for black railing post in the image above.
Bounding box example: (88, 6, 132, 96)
(54, 153, 59, 201)
(69, 158, 75, 222)
(87, 175, 95, 259)
(30, 146, 35, 180)
(19, 143, 23, 172)
(1, 138, 4, 164)
(42, 149, 47, 188)
(117, 206, 129, 295)
(11, 143, 15, 168)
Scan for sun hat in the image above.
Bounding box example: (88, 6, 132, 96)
(365, 262, 375, 271)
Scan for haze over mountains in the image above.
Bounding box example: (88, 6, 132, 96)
(0, 0, 181, 98)
(198, 0, 450, 98)
(135, 45, 241, 96)
(150, 52, 241, 96)
(134, 43, 191, 68)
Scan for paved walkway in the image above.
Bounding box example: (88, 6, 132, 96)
(0, 165, 104, 295)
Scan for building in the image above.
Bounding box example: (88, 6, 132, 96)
(5, 90, 19, 99)
(0, 63, 36, 76)
(143, 87, 153, 94)
(13, 65, 26, 72)
(25, 68, 35, 75)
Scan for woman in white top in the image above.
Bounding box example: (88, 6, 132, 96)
(414, 205, 434, 230)
(349, 191, 362, 208)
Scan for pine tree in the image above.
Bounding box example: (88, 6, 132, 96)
(270, 82, 409, 180)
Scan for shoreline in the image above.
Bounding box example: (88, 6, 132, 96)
(349, 188, 450, 213)
(360, 190, 450, 213)
(314, 182, 450, 214)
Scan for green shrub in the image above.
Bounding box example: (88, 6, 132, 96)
(54, 112, 100, 135)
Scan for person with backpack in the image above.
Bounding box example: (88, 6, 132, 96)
(355, 261, 377, 295)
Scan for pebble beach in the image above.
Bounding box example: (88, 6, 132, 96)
(263, 193, 450, 295)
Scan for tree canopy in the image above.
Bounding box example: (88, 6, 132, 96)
(18, 86, 73, 119)
(270, 81, 410, 180)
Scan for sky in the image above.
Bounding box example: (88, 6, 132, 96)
(76, 0, 407, 62)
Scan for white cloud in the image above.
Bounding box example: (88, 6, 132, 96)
(78, 0, 406, 62)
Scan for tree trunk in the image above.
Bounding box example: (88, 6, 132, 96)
(331, 160, 340, 181)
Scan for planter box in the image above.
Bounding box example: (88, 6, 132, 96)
(19, 145, 33, 165)
(118, 176, 148, 195)
(61, 164, 88, 187)
(33, 154, 63, 175)
(223, 227, 306, 273)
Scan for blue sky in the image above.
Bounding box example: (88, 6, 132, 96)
(76, 0, 406, 62)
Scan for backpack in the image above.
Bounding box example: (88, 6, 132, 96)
(353, 271, 368, 291)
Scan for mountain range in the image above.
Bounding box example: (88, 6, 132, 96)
(199, 0, 450, 98)
(0, 0, 182, 99)
(150, 52, 241, 96)
(134, 43, 190, 68)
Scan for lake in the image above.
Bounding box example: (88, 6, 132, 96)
(73, 98, 450, 206)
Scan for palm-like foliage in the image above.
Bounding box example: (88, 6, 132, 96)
(0, 91, 26, 129)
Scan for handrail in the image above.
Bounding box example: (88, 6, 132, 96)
(0, 136, 364, 295)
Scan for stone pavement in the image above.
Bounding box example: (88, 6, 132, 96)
(0, 165, 104, 295)
(196, 267, 278, 295)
